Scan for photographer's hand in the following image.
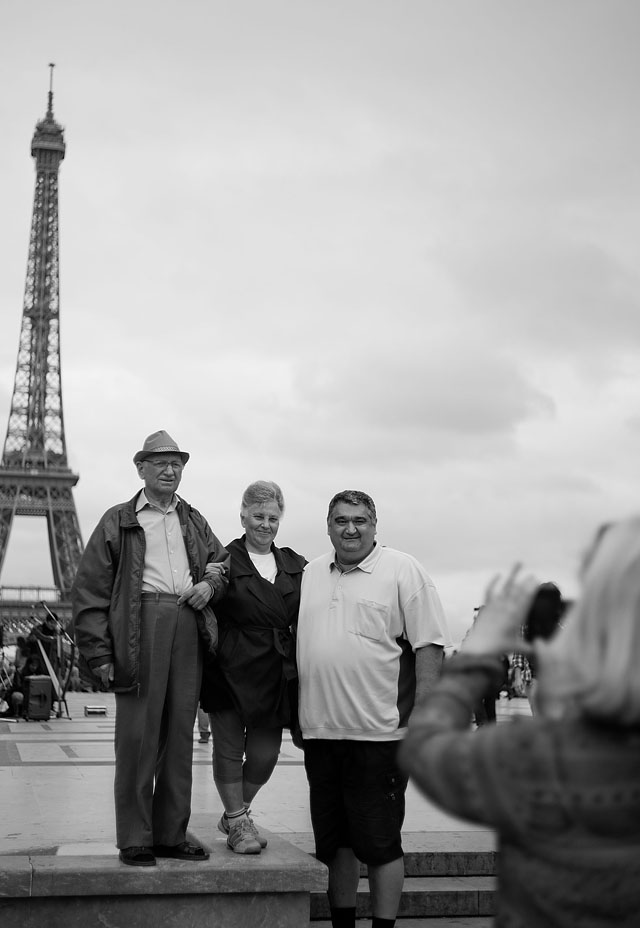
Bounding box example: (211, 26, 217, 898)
(461, 565, 538, 656)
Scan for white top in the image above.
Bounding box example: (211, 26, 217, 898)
(297, 544, 450, 741)
(248, 550, 277, 584)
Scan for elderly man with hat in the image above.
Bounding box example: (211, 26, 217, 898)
(73, 430, 229, 867)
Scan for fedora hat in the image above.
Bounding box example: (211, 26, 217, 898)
(133, 430, 190, 465)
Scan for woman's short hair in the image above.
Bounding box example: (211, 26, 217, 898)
(241, 480, 285, 515)
(327, 490, 377, 523)
(538, 517, 640, 725)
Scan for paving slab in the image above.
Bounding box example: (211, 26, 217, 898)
(0, 692, 524, 926)
(1, 692, 527, 857)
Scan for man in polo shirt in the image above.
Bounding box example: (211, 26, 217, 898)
(73, 430, 229, 867)
(297, 489, 449, 928)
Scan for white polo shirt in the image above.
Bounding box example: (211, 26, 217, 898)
(297, 544, 449, 741)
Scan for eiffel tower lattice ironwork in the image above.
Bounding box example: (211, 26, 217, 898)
(0, 65, 83, 595)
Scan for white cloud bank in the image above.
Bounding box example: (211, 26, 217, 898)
(1, 1, 639, 644)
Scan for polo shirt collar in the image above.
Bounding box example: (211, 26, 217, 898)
(329, 542, 381, 574)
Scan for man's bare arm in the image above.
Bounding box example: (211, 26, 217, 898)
(412, 643, 444, 713)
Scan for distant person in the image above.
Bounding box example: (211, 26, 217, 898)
(508, 650, 531, 698)
(35, 611, 58, 637)
(68, 664, 81, 692)
(200, 481, 306, 855)
(297, 490, 450, 928)
(399, 521, 640, 928)
(29, 610, 58, 662)
(197, 704, 210, 743)
(73, 430, 229, 867)
(9, 655, 43, 718)
(14, 637, 31, 672)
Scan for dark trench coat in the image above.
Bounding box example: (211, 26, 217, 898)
(200, 536, 307, 728)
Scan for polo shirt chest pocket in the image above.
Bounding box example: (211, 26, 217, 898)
(347, 599, 390, 641)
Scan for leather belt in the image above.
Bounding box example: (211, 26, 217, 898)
(140, 592, 180, 602)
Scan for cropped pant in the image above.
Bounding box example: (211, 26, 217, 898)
(209, 707, 282, 787)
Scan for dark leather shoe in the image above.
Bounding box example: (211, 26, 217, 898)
(119, 846, 156, 867)
(153, 841, 210, 861)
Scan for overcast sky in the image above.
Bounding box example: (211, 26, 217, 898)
(1, 1, 639, 644)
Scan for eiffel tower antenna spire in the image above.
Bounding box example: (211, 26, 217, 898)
(48, 62, 55, 116)
(0, 66, 84, 596)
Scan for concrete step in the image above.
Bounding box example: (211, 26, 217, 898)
(306, 831, 497, 924)
(399, 834, 496, 878)
(313, 921, 494, 927)
(311, 875, 496, 920)
(286, 831, 497, 878)
(0, 832, 328, 928)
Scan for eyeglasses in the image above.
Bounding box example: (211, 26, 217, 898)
(145, 459, 184, 471)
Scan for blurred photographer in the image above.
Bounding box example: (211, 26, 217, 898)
(399, 521, 640, 927)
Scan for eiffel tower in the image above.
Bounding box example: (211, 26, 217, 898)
(0, 66, 83, 630)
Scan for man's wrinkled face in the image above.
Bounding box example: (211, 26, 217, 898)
(137, 454, 184, 498)
(328, 501, 377, 567)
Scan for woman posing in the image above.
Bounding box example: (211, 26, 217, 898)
(399, 520, 640, 927)
(200, 481, 306, 855)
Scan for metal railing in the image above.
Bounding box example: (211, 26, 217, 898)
(0, 586, 62, 602)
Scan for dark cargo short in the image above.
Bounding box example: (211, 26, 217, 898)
(303, 739, 407, 866)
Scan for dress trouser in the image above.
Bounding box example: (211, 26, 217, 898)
(114, 593, 202, 848)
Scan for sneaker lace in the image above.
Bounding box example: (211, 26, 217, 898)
(245, 814, 260, 836)
(231, 817, 254, 840)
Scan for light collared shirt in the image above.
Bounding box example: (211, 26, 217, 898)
(136, 490, 193, 595)
(297, 544, 450, 741)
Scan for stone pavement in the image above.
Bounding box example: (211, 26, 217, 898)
(0, 692, 530, 859)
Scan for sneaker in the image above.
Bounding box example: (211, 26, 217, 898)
(226, 817, 262, 855)
(245, 812, 268, 849)
(218, 812, 267, 849)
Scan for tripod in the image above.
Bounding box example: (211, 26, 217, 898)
(32, 602, 75, 720)
(0, 647, 12, 712)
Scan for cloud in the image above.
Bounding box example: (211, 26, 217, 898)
(2, 0, 640, 650)
(446, 233, 640, 365)
(216, 337, 555, 472)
